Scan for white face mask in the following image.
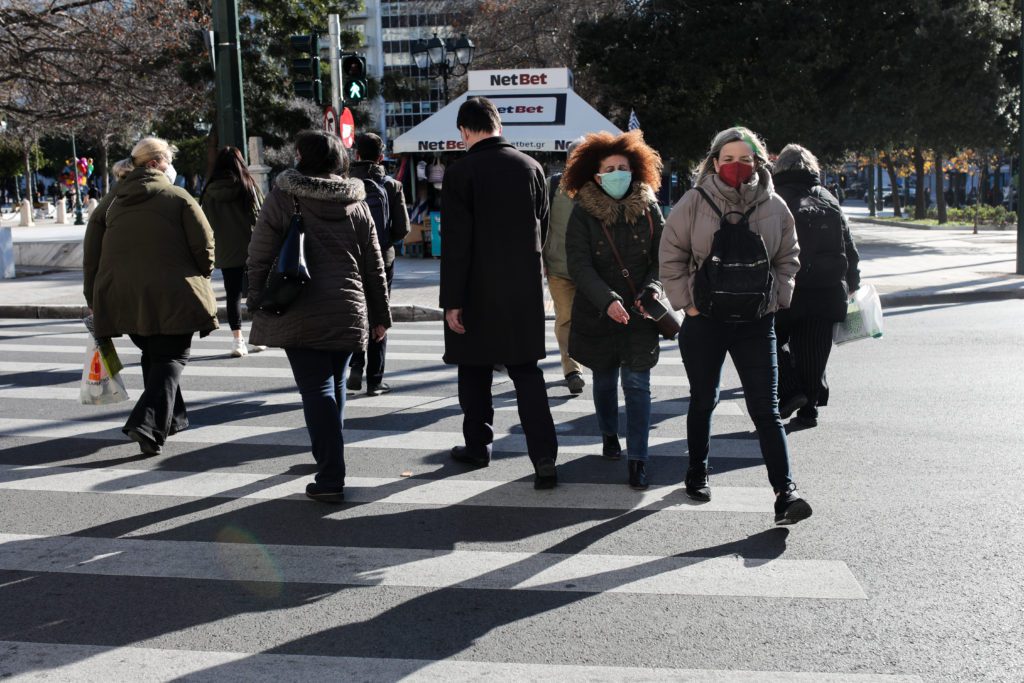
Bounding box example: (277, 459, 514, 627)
(164, 164, 177, 185)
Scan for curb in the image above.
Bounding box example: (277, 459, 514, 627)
(879, 289, 1024, 308)
(0, 303, 446, 323)
(849, 216, 1012, 232)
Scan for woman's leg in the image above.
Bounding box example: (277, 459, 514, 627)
(591, 366, 620, 437)
(221, 267, 245, 336)
(285, 348, 349, 490)
(679, 316, 728, 474)
(790, 317, 835, 417)
(620, 367, 652, 462)
(125, 333, 192, 447)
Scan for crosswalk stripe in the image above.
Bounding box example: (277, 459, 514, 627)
(0, 418, 761, 458)
(0, 386, 746, 416)
(0, 641, 921, 682)
(0, 464, 770, 512)
(0, 533, 867, 599)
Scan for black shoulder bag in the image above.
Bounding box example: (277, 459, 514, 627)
(255, 195, 310, 315)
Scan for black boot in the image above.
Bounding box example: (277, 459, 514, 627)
(684, 466, 711, 501)
(602, 433, 622, 460)
(628, 460, 649, 490)
(534, 458, 558, 490)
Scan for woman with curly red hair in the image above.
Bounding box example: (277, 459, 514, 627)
(563, 130, 665, 490)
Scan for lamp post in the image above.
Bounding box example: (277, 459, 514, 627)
(70, 133, 85, 226)
(410, 33, 475, 105)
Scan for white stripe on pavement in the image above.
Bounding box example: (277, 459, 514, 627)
(0, 464, 771, 513)
(0, 533, 867, 599)
(0, 418, 761, 458)
(0, 641, 922, 682)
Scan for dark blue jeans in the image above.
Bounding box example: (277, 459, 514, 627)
(350, 262, 394, 385)
(285, 348, 353, 490)
(679, 313, 793, 491)
(592, 366, 652, 461)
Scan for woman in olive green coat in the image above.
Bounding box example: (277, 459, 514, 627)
(83, 136, 217, 456)
(201, 146, 264, 357)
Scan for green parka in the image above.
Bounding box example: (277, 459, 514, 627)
(566, 181, 665, 372)
(200, 177, 262, 268)
(83, 167, 218, 339)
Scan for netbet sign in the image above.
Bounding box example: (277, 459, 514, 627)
(490, 94, 566, 126)
(468, 68, 573, 91)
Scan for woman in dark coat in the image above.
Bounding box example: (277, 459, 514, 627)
(201, 146, 264, 358)
(772, 144, 861, 428)
(83, 136, 218, 456)
(563, 130, 666, 490)
(247, 130, 391, 503)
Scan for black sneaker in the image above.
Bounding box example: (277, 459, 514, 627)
(125, 428, 162, 456)
(451, 445, 490, 467)
(628, 460, 649, 490)
(684, 466, 711, 501)
(533, 458, 558, 489)
(601, 433, 622, 460)
(774, 483, 813, 525)
(566, 372, 585, 395)
(346, 371, 362, 392)
(305, 482, 344, 504)
(779, 393, 808, 420)
(367, 382, 391, 396)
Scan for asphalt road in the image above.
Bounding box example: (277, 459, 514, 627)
(0, 302, 1020, 681)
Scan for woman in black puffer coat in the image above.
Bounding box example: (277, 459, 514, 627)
(771, 144, 861, 428)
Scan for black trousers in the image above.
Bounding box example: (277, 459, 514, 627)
(221, 267, 246, 331)
(350, 262, 394, 385)
(124, 333, 192, 445)
(776, 315, 834, 418)
(457, 362, 557, 466)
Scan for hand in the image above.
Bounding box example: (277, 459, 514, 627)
(606, 300, 630, 325)
(685, 306, 700, 317)
(372, 325, 387, 342)
(445, 308, 466, 334)
(633, 298, 648, 318)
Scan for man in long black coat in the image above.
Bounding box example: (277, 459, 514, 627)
(440, 96, 558, 489)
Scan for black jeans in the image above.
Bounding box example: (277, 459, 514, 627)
(679, 313, 793, 491)
(286, 348, 352, 490)
(457, 362, 557, 466)
(776, 315, 834, 418)
(124, 333, 192, 446)
(221, 267, 246, 331)
(350, 262, 394, 385)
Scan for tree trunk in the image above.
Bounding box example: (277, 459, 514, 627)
(867, 154, 876, 216)
(101, 137, 110, 195)
(935, 149, 947, 224)
(914, 146, 926, 219)
(883, 152, 902, 218)
(22, 144, 33, 205)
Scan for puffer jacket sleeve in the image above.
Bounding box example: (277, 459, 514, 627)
(357, 202, 392, 329)
(640, 201, 665, 294)
(772, 200, 800, 309)
(82, 192, 116, 308)
(659, 190, 699, 311)
(566, 204, 619, 314)
(183, 195, 215, 277)
(246, 190, 288, 309)
(385, 177, 410, 244)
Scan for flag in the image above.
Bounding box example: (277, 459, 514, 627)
(628, 109, 641, 131)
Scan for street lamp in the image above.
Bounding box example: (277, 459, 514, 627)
(70, 133, 85, 226)
(195, 118, 212, 136)
(410, 32, 475, 105)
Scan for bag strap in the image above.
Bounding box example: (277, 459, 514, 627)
(598, 222, 639, 300)
(694, 187, 722, 217)
(291, 194, 302, 216)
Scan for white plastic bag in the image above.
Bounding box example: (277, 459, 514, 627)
(833, 283, 884, 345)
(80, 341, 129, 405)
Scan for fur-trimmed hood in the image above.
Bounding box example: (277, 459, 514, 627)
(275, 168, 366, 203)
(575, 181, 657, 228)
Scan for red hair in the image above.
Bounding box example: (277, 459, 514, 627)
(561, 130, 662, 197)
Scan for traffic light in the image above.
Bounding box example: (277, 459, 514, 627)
(341, 54, 368, 103)
(291, 34, 322, 104)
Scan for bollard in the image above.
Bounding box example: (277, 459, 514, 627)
(0, 226, 14, 278)
(87, 198, 99, 214)
(247, 136, 272, 198)
(56, 198, 68, 224)
(19, 199, 34, 227)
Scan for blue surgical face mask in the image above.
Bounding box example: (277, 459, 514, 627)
(597, 170, 632, 200)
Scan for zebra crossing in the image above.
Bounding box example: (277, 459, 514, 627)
(0, 318, 920, 681)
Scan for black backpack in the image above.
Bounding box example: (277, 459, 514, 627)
(362, 177, 392, 249)
(692, 187, 774, 322)
(790, 192, 848, 288)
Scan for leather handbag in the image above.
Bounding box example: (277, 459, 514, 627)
(255, 195, 310, 315)
(599, 210, 682, 340)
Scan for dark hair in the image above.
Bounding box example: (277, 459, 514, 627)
(207, 146, 259, 205)
(355, 132, 384, 161)
(295, 130, 347, 176)
(561, 130, 663, 197)
(456, 96, 501, 134)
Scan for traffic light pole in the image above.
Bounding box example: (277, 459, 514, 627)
(328, 14, 343, 121)
(213, 0, 247, 161)
(1018, 0, 1024, 273)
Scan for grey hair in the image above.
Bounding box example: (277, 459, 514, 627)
(566, 136, 586, 154)
(692, 126, 771, 192)
(774, 144, 821, 176)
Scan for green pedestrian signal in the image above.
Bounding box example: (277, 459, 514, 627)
(342, 54, 368, 103)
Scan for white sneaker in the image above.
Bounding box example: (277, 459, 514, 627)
(249, 344, 267, 353)
(231, 338, 248, 357)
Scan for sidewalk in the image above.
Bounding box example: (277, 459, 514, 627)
(1, 201, 1022, 321)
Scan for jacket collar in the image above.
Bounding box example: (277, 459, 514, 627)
(275, 169, 365, 203)
(700, 173, 772, 210)
(350, 161, 385, 182)
(772, 168, 820, 189)
(575, 181, 656, 228)
(467, 135, 512, 155)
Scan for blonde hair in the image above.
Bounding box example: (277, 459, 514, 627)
(692, 126, 772, 192)
(118, 136, 178, 172)
(111, 159, 133, 181)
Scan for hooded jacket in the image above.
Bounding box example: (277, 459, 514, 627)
(349, 160, 411, 268)
(83, 167, 218, 338)
(201, 177, 262, 269)
(660, 173, 799, 315)
(246, 169, 391, 352)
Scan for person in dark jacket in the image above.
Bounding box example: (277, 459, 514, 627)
(440, 96, 558, 489)
(563, 131, 666, 490)
(772, 144, 861, 429)
(83, 136, 218, 456)
(247, 130, 391, 503)
(347, 132, 411, 395)
(201, 146, 265, 358)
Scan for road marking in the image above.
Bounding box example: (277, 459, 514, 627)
(0, 418, 761, 458)
(0, 464, 771, 512)
(0, 533, 867, 599)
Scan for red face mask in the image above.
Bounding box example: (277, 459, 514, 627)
(718, 161, 755, 189)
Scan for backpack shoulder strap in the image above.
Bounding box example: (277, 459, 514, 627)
(694, 187, 722, 217)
